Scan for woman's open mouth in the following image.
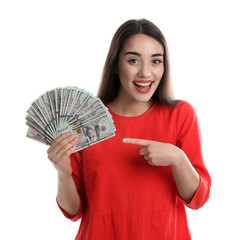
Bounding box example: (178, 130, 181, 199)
(133, 80, 154, 94)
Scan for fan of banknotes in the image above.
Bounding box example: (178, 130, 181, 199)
(26, 87, 116, 152)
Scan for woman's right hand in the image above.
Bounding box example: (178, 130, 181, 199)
(47, 132, 79, 177)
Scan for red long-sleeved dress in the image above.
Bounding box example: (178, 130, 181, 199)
(59, 100, 211, 240)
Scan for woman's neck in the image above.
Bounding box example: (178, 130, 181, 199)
(108, 98, 153, 117)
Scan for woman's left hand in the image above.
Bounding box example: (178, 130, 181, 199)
(123, 138, 182, 167)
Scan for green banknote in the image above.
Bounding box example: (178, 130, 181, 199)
(26, 87, 116, 151)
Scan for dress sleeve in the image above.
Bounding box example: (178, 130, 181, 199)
(176, 101, 211, 210)
(57, 151, 85, 222)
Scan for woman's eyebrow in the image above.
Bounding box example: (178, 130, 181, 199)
(151, 53, 164, 57)
(124, 51, 163, 57)
(124, 51, 141, 56)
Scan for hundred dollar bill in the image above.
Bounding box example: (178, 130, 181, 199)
(26, 126, 50, 144)
(25, 86, 116, 150)
(73, 115, 116, 152)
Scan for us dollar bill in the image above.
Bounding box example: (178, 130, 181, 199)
(25, 86, 116, 151)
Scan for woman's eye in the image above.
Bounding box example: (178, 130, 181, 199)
(153, 59, 162, 64)
(128, 59, 139, 64)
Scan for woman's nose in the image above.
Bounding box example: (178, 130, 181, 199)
(137, 64, 151, 78)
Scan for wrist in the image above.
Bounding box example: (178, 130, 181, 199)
(58, 173, 73, 182)
(171, 146, 185, 168)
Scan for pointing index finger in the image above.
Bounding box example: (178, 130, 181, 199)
(123, 138, 149, 146)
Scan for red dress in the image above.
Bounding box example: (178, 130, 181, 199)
(59, 100, 211, 240)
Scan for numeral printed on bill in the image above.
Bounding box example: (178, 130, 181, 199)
(26, 87, 116, 152)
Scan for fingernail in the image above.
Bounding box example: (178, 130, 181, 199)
(122, 138, 127, 143)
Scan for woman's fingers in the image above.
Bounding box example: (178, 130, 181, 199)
(55, 137, 79, 162)
(123, 137, 177, 167)
(139, 147, 148, 155)
(47, 133, 71, 154)
(46, 132, 80, 177)
(47, 133, 78, 162)
(59, 145, 77, 163)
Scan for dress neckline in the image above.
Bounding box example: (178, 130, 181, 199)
(105, 102, 156, 120)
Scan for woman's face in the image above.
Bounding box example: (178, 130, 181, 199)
(116, 34, 164, 104)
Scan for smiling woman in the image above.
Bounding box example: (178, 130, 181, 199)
(98, 19, 174, 106)
(47, 18, 211, 240)
(112, 34, 165, 114)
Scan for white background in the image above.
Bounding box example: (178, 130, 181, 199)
(1, 0, 230, 239)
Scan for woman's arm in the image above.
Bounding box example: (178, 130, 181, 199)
(57, 174, 81, 217)
(170, 147, 200, 203)
(123, 138, 200, 203)
(47, 132, 81, 217)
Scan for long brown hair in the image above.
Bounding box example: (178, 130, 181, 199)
(97, 18, 176, 105)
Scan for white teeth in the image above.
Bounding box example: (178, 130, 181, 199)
(134, 82, 152, 87)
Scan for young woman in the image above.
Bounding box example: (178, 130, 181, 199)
(47, 19, 211, 239)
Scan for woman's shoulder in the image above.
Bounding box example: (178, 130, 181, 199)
(173, 100, 199, 133)
(174, 100, 195, 112)
(175, 100, 197, 116)
(155, 99, 196, 114)
(154, 100, 198, 126)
